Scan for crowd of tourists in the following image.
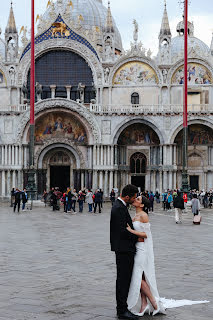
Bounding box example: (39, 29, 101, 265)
(43, 187, 111, 214)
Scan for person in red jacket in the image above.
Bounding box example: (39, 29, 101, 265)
(183, 192, 188, 212)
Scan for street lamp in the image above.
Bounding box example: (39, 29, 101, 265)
(26, 0, 36, 207)
(181, 0, 190, 193)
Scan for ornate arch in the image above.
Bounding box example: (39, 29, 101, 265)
(170, 117, 213, 144)
(0, 62, 9, 86)
(112, 117, 164, 145)
(17, 38, 103, 87)
(16, 98, 101, 144)
(35, 140, 84, 170)
(167, 58, 213, 85)
(109, 56, 162, 86)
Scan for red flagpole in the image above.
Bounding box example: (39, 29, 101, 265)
(30, 0, 35, 125)
(183, 0, 188, 128)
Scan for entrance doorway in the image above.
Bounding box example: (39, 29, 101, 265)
(190, 175, 199, 190)
(50, 166, 70, 192)
(131, 176, 145, 192)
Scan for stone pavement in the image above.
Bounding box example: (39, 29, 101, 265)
(0, 201, 212, 320)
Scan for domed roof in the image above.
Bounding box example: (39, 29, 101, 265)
(42, 0, 122, 51)
(171, 35, 210, 57)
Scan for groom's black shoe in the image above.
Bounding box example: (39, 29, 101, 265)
(117, 310, 138, 320)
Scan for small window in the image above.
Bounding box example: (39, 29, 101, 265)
(131, 92, 139, 105)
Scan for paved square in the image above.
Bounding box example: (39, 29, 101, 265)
(0, 202, 212, 320)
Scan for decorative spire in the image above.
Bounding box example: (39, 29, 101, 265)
(159, 0, 171, 37)
(105, 1, 114, 33)
(210, 32, 213, 55)
(5, 1, 17, 34)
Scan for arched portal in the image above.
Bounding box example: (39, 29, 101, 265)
(174, 124, 213, 190)
(117, 122, 160, 192)
(130, 153, 147, 191)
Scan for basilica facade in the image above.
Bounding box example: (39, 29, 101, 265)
(1, 0, 213, 199)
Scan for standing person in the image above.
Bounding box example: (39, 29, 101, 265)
(85, 189, 93, 212)
(127, 196, 166, 315)
(13, 188, 21, 213)
(166, 192, 173, 211)
(11, 188, 15, 207)
(78, 190, 84, 213)
(155, 190, 160, 204)
(110, 188, 116, 206)
(149, 191, 154, 212)
(162, 191, 167, 210)
(94, 189, 102, 213)
(42, 190, 48, 207)
(183, 192, 188, 212)
(110, 184, 139, 320)
(191, 194, 200, 216)
(72, 189, 78, 212)
(22, 188, 28, 211)
(51, 190, 57, 211)
(100, 188, 104, 208)
(173, 191, 184, 224)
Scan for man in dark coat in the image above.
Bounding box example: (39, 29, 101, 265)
(13, 189, 21, 213)
(93, 189, 102, 213)
(173, 190, 184, 224)
(110, 184, 139, 320)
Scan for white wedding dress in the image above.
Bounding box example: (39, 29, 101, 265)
(127, 221, 209, 316)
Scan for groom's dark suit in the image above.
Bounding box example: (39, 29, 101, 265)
(110, 199, 138, 316)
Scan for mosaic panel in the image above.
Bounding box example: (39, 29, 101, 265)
(172, 63, 213, 85)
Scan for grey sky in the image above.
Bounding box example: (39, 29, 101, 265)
(0, 0, 213, 55)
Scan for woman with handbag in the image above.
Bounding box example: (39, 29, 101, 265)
(191, 194, 201, 224)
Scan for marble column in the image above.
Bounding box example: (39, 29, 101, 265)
(152, 171, 156, 191)
(114, 171, 118, 188)
(104, 171, 108, 197)
(1, 171, 6, 196)
(204, 172, 207, 191)
(173, 171, 177, 189)
(12, 170, 16, 188)
(159, 146, 163, 165)
(109, 171, 113, 193)
(145, 170, 151, 191)
(24, 146, 27, 168)
(8, 146, 11, 166)
(81, 171, 85, 190)
(163, 145, 167, 166)
(18, 170, 22, 189)
(11, 145, 14, 166)
(100, 146, 104, 166)
(107, 146, 110, 166)
(65, 85, 72, 99)
(159, 171, 163, 194)
(93, 170, 98, 190)
(163, 171, 167, 191)
(99, 171, 103, 189)
(4, 145, 7, 165)
(111, 146, 114, 166)
(50, 85, 56, 99)
(169, 171, 173, 190)
(7, 170, 11, 196)
(173, 144, 177, 166)
(15, 146, 18, 166)
(2, 146, 4, 165)
(170, 145, 173, 166)
(104, 146, 107, 166)
(96, 146, 100, 166)
(114, 145, 118, 166)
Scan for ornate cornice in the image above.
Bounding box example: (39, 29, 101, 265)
(16, 98, 101, 144)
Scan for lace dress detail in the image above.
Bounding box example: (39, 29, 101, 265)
(127, 221, 209, 316)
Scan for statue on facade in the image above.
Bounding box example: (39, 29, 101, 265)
(77, 82, 85, 103)
(162, 69, 168, 83)
(22, 82, 28, 101)
(105, 37, 113, 60)
(7, 41, 16, 62)
(104, 67, 110, 83)
(133, 19, 138, 43)
(35, 82, 42, 100)
(9, 67, 16, 86)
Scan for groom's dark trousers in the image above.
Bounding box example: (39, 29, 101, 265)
(110, 199, 138, 315)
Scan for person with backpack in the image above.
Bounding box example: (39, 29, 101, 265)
(173, 191, 184, 224)
(94, 189, 102, 213)
(13, 188, 22, 213)
(22, 188, 28, 211)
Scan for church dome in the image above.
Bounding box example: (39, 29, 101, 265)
(171, 35, 210, 57)
(42, 0, 122, 51)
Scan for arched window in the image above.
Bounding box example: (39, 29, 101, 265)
(131, 92, 139, 105)
(130, 153, 147, 174)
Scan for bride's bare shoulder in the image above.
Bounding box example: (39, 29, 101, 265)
(139, 212, 149, 223)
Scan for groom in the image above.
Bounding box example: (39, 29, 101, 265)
(110, 184, 139, 320)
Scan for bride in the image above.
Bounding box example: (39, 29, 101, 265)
(126, 196, 209, 316)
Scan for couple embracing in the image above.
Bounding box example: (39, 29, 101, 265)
(110, 184, 165, 319)
(110, 184, 209, 319)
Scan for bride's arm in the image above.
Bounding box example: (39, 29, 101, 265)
(126, 224, 147, 238)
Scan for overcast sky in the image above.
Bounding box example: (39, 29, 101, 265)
(0, 0, 213, 55)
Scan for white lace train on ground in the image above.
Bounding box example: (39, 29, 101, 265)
(127, 221, 209, 316)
